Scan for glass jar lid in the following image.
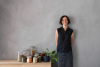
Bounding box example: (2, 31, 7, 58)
(30, 46, 35, 49)
(27, 56, 31, 58)
(34, 53, 39, 57)
(18, 52, 23, 54)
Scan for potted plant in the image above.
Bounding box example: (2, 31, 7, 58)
(39, 51, 45, 61)
(43, 48, 51, 62)
(50, 50, 57, 64)
(42, 48, 57, 63)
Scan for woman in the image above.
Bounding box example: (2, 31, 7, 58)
(55, 15, 74, 67)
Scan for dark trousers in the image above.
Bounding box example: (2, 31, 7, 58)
(57, 51, 73, 67)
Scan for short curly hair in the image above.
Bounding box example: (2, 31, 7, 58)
(59, 15, 70, 25)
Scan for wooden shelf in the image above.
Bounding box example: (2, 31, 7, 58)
(0, 60, 51, 67)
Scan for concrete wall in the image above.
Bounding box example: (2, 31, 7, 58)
(0, 0, 100, 67)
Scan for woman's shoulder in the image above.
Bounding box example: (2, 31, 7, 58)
(68, 27, 74, 34)
(56, 26, 62, 34)
(68, 27, 73, 31)
(57, 26, 62, 31)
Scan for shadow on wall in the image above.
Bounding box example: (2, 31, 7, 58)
(69, 15, 79, 67)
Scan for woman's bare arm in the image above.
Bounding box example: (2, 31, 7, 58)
(55, 29, 58, 46)
(71, 31, 74, 47)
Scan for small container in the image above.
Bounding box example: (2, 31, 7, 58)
(33, 57, 38, 63)
(23, 48, 27, 56)
(34, 53, 39, 58)
(43, 56, 50, 62)
(39, 53, 45, 61)
(31, 56, 34, 61)
(18, 52, 23, 62)
(22, 56, 27, 63)
(37, 56, 41, 62)
(27, 56, 32, 63)
(30, 46, 35, 56)
(26, 49, 30, 56)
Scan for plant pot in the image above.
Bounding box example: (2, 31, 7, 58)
(39, 53, 45, 61)
(43, 56, 50, 62)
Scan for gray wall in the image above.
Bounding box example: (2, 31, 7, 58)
(0, 0, 100, 67)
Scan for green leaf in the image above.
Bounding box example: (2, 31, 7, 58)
(47, 53, 50, 56)
(52, 51, 55, 54)
(54, 54, 57, 58)
(51, 60, 54, 63)
(46, 48, 49, 51)
(44, 52, 47, 56)
(49, 53, 52, 54)
(51, 55, 53, 57)
(55, 58, 57, 61)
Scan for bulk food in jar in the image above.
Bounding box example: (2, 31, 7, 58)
(37, 56, 41, 62)
(27, 56, 32, 63)
(33, 57, 38, 63)
(30, 46, 35, 56)
(18, 52, 23, 62)
(22, 56, 27, 63)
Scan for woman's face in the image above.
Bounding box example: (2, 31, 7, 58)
(62, 17, 68, 26)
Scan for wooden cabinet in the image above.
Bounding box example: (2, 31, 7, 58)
(0, 60, 51, 67)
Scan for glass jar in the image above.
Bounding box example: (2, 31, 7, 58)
(27, 56, 32, 63)
(34, 53, 39, 58)
(22, 56, 27, 63)
(30, 46, 35, 56)
(39, 53, 45, 61)
(26, 49, 30, 56)
(22, 48, 27, 56)
(37, 56, 41, 62)
(18, 52, 23, 62)
(31, 56, 34, 61)
(33, 57, 38, 63)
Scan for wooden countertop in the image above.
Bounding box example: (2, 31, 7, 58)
(0, 60, 51, 65)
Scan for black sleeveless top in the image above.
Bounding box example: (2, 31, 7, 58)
(57, 26, 73, 53)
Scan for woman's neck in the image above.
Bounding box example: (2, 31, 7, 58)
(62, 25, 68, 29)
